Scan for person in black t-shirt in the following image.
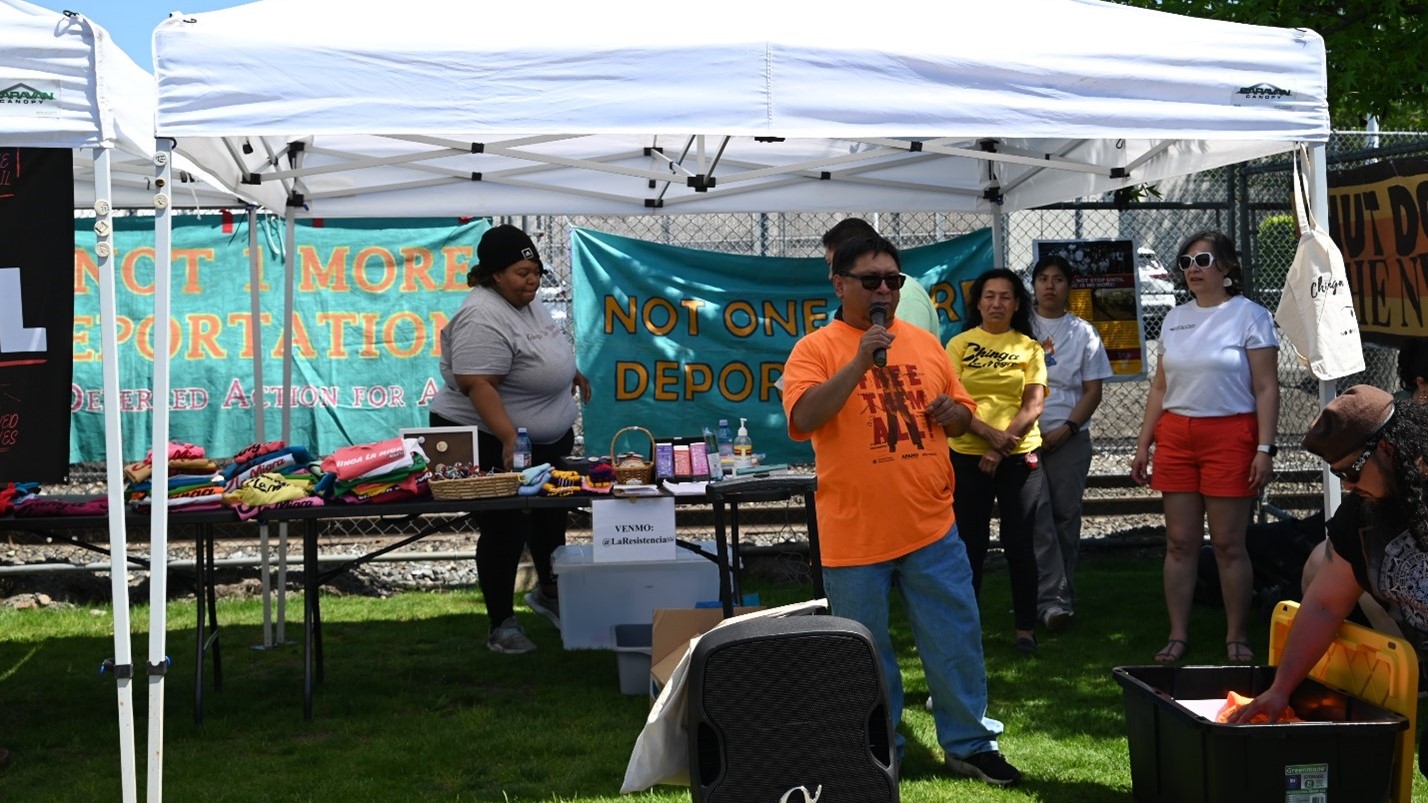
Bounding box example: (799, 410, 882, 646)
(1229, 386, 1428, 776)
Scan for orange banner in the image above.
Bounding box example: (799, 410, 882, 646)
(1327, 157, 1428, 343)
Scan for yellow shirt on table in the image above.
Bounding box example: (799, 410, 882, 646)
(945, 327, 1047, 455)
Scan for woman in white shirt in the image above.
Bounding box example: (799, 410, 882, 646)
(1029, 255, 1112, 633)
(1131, 230, 1279, 665)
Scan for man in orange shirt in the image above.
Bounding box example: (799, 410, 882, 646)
(782, 234, 1021, 788)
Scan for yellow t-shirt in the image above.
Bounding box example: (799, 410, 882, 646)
(945, 327, 1047, 455)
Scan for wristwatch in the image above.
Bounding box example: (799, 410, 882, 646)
(1256, 444, 1278, 457)
(1064, 420, 1081, 436)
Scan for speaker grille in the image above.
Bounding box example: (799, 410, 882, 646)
(694, 630, 895, 801)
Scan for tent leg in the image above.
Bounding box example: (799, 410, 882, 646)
(1306, 143, 1345, 520)
(145, 139, 175, 803)
(277, 208, 300, 644)
(94, 147, 139, 803)
(245, 207, 278, 648)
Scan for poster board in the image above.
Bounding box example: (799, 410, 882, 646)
(591, 496, 677, 563)
(0, 147, 73, 481)
(1031, 238, 1150, 379)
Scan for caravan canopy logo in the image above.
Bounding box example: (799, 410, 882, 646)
(0, 80, 59, 117)
(1234, 82, 1294, 103)
(0, 83, 55, 105)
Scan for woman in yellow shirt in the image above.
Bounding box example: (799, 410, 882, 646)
(945, 268, 1051, 654)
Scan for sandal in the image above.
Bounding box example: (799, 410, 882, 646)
(1226, 640, 1254, 664)
(1153, 639, 1188, 664)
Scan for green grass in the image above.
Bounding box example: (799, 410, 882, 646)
(1, 553, 1422, 801)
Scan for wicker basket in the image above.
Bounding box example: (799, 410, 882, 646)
(609, 426, 656, 485)
(429, 472, 521, 500)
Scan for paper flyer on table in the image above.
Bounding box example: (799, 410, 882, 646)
(660, 479, 707, 496)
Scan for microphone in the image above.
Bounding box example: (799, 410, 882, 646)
(869, 303, 888, 367)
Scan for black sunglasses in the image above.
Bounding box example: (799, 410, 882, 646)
(839, 272, 907, 291)
(1331, 435, 1382, 483)
(1177, 252, 1215, 271)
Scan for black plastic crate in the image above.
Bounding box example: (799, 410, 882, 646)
(1114, 664, 1408, 803)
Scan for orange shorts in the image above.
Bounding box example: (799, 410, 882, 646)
(1150, 411, 1258, 497)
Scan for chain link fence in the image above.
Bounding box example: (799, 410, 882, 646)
(55, 130, 1428, 542)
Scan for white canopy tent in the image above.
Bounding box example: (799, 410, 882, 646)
(152, 0, 1329, 218)
(0, 0, 247, 208)
(147, 0, 1339, 788)
(1, 4, 266, 801)
(2, 3, 147, 802)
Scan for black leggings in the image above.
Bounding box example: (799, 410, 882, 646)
(429, 412, 574, 628)
(950, 449, 1045, 632)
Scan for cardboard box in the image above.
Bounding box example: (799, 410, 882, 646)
(648, 606, 763, 704)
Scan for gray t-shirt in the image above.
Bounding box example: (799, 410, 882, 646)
(430, 286, 578, 444)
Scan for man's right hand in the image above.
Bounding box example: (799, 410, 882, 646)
(857, 324, 894, 369)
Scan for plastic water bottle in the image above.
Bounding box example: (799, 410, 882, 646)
(717, 419, 734, 462)
(513, 427, 533, 470)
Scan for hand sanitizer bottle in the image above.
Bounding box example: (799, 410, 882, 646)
(733, 418, 754, 469)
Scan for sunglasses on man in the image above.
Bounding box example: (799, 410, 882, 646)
(1177, 252, 1215, 271)
(1331, 434, 1383, 483)
(839, 272, 907, 290)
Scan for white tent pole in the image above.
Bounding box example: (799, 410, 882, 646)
(277, 209, 299, 643)
(248, 206, 275, 647)
(93, 147, 139, 803)
(991, 206, 1007, 268)
(1307, 142, 1344, 518)
(145, 140, 175, 803)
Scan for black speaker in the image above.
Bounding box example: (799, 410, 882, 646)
(686, 614, 898, 802)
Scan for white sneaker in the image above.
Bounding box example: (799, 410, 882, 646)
(524, 589, 561, 628)
(925, 696, 935, 712)
(487, 617, 537, 654)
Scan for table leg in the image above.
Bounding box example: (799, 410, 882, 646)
(207, 525, 222, 691)
(729, 503, 744, 605)
(193, 524, 207, 726)
(303, 519, 318, 720)
(804, 492, 824, 598)
(712, 499, 734, 617)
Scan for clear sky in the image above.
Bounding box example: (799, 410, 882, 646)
(29, 1, 239, 71)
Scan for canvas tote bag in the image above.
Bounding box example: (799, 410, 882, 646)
(1274, 145, 1364, 380)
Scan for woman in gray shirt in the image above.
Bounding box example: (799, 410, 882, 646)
(431, 225, 590, 654)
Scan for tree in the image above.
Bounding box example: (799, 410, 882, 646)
(1113, 1, 1426, 129)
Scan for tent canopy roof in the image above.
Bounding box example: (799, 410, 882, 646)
(0, 0, 252, 208)
(153, 0, 1329, 216)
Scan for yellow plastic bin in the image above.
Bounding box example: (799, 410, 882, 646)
(1269, 601, 1420, 803)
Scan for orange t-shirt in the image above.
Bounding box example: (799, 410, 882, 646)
(782, 319, 975, 567)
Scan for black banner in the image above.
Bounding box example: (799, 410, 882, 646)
(1327, 156, 1428, 344)
(0, 147, 74, 482)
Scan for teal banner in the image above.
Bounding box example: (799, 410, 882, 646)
(70, 215, 490, 462)
(571, 227, 993, 465)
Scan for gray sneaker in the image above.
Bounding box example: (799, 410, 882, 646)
(487, 616, 537, 654)
(1041, 607, 1074, 633)
(524, 588, 561, 628)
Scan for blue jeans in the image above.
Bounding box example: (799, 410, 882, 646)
(822, 526, 1003, 760)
